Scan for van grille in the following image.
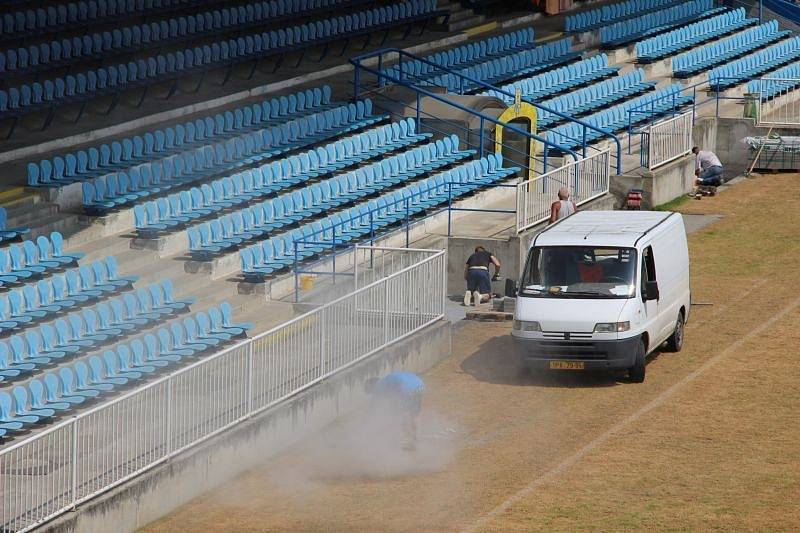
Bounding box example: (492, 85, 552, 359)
(541, 331, 594, 340)
(531, 340, 608, 359)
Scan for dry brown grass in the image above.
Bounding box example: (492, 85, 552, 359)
(143, 174, 800, 533)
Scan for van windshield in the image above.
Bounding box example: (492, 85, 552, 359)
(520, 246, 637, 299)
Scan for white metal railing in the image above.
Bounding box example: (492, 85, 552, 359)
(756, 77, 800, 126)
(0, 247, 446, 532)
(516, 149, 611, 233)
(645, 111, 693, 170)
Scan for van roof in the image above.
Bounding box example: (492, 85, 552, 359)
(534, 211, 675, 248)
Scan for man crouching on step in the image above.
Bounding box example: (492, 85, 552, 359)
(463, 245, 501, 306)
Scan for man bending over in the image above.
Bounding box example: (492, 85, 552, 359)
(365, 371, 425, 451)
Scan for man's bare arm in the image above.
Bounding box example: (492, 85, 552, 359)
(491, 256, 501, 280)
(549, 201, 559, 224)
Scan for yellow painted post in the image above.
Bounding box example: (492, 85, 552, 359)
(494, 102, 538, 181)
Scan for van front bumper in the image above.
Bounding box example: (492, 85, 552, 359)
(512, 335, 640, 370)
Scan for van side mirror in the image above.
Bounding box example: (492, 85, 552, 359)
(504, 278, 517, 298)
(644, 281, 660, 301)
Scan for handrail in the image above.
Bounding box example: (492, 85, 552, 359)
(349, 48, 623, 173)
(290, 175, 515, 299)
(349, 49, 579, 170)
(626, 75, 764, 133)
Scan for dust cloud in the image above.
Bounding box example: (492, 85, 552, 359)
(250, 400, 461, 499)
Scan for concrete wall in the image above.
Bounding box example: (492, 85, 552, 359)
(607, 114, 791, 209)
(611, 155, 694, 209)
(44, 320, 451, 533)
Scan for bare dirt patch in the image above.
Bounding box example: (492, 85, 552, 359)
(143, 173, 800, 532)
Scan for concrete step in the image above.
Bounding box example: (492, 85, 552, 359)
(26, 211, 84, 241)
(7, 202, 59, 228)
(447, 8, 479, 23)
(0, 188, 49, 226)
(448, 15, 487, 32)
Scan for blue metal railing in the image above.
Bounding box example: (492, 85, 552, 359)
(626, 76, 757, 154)
(291, 178, 515, 300)
(349, 48, 623, 174)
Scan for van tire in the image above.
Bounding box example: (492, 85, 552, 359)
(627, 340, 646, 383)
(666, 313, 685, 352)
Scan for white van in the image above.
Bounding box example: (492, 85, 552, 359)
(512, 211, 690, 382)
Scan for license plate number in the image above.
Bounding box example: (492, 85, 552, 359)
(549, 360, 584, 370)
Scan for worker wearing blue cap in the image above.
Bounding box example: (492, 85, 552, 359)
(365, 371, 425, 451)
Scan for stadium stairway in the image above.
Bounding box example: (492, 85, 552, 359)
(436, 0, 486, 32)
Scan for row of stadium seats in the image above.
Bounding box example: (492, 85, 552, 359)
(82, 100, 385, 213)
(0, 0, 369, 43)
(482, 54, 618, 103)
(710, 36, 800, 89)
(537, 69, 657, 128)
(425, 38, 578, 94)
(381, 28, 536, 81)
(636, 8, 755, 62)
(133, 119, 432, 236)
(673, 21, 789, 78)
(0, 0, 401, 77)
(0, 1, 437, 128)
(27, 86, 334, 187)
(186, 136, 475, 258)
(547, 84, 692, 149)
(0, 233, 84, 287)
(600, 0, 720, 46)
(0, 279, 187, 385)
(0, 257, 138, 334)
(0, 0, 227, 41)
(566, 0, 680, 33)
(0, 303, 251, 439)
(240, 154, 518, 278)
(747, 61, 800, 97)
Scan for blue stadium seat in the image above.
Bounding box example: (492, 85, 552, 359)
(1, 1, 442, 136)
(747, 61, 800, 97)
(482, 54, 619, 103)
(240, 153, 519, 279)
(600, 0, 722, 48)
(710, 36, 800, 90)
(635, 8, 756, 62)
(424, 38, 579, 93)
(672, 21, 789, 78)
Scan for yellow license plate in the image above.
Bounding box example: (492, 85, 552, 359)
(549, 361, 584, 370)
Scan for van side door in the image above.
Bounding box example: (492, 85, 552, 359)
(640, 246, 660, 349)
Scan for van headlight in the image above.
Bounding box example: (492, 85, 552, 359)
(594, 321, 630, 333)
(513, 320, 541, 332)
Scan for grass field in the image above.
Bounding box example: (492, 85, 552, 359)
(143, 174, 800, 532)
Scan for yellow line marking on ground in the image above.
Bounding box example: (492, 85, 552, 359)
(252, 315, 318, 350)
(464, 282, 798, 533)
(464, 21, 498, 37)
(0, 187, 26, 204)
(536, 31, 565, 43)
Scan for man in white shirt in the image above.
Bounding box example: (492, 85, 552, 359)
(689, 146, 723, 197)
(549, 186, 577, 224)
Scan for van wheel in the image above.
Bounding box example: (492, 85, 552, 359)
(627, 340, 646, 383)
(666, 313, 685, 352)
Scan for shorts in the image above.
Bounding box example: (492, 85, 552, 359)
(467, 268, 492, 294)
(697, 165, 723, 186)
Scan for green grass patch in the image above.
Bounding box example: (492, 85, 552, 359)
(654, 194, 691, 212)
